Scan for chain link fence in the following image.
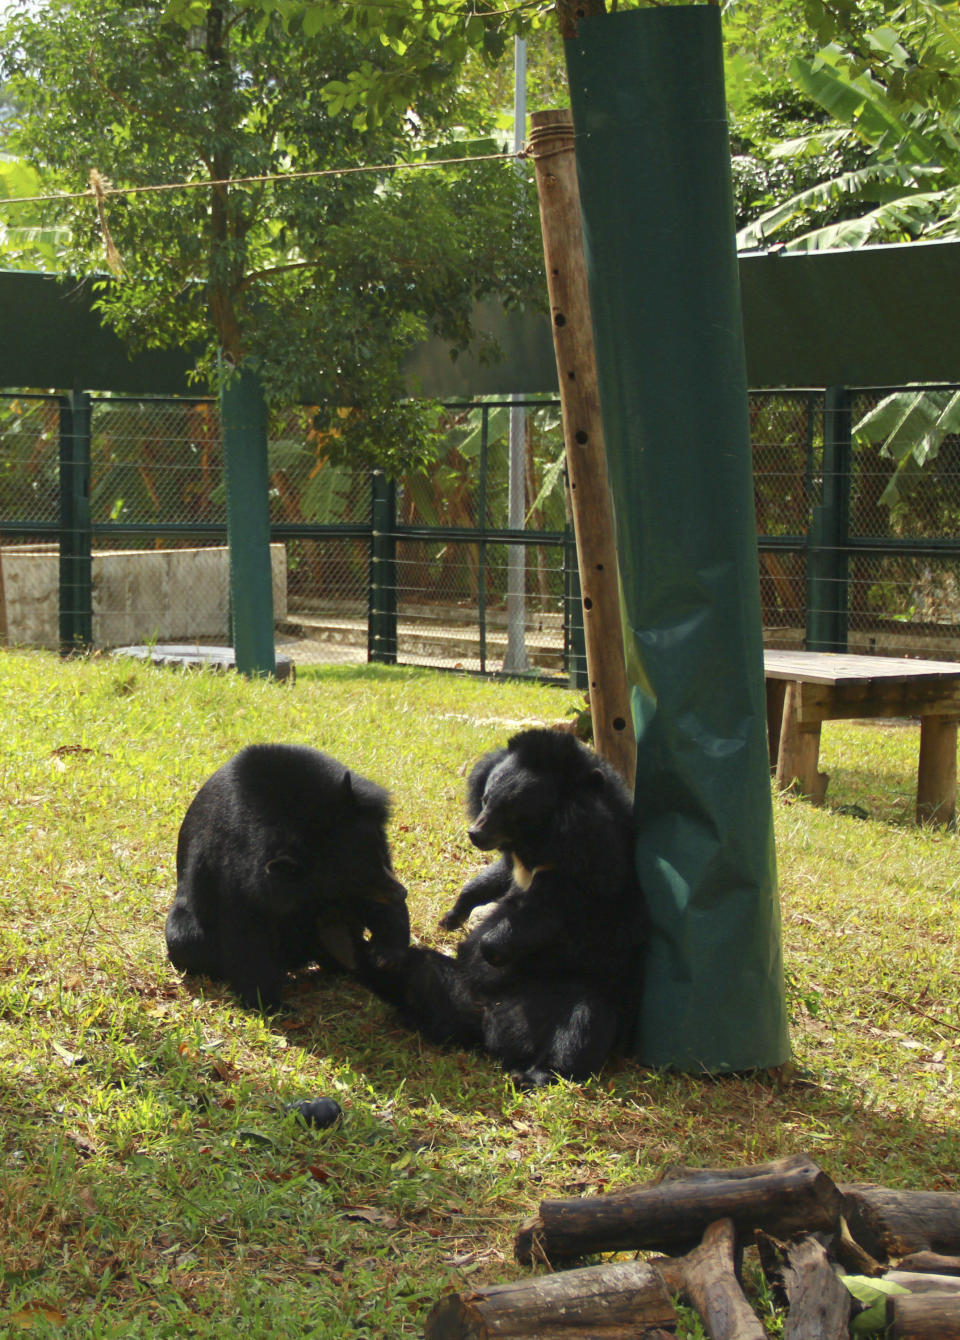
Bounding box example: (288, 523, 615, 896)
(0, 393, 581, 678)
(3, 386, 960, 673)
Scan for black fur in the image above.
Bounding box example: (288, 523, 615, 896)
(165, 744, 409, 1009)
(360, 729, 645, 1087)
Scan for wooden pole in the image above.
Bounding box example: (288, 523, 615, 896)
(530, 108, 635, 789)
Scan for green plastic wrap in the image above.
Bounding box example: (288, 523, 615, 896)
(566, 6, 790, 1071)
(220, 366, 277, 677)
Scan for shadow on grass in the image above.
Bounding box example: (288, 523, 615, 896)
(3, 960, 956, 1337)
(175, 964, 959, 1192)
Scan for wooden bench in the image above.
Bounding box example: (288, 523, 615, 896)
(764, 650, 960, 825)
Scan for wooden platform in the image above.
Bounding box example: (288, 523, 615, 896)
(764, 650, 960, 825)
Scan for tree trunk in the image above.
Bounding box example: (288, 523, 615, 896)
(206, 3, 247, 364)
(516, 1154, 842, 1265)
(554, 0, 606, 40)
(423, 1260, 676, 1339)
(840, 1184, 960, 1260)
(756, 1231, 852, 1339)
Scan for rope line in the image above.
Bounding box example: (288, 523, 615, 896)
(0, 147, 529, 209)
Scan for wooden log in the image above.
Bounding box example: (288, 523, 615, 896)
(655, 1154, 821, 1186)
(678, 1219, 766, 1340)
(886, 1270, 960, 1294)
(516, 1154, 841, 1265)
(840, 1184, 960, 1261)
(755, 1231, 852, 1339)
(898, 1251, 960, 1276)
(886, 1290, 960, 1338)
(833, 1214, 884, 1277)
(423, 1259, 676, 1338)
(529, 109, 636, 790)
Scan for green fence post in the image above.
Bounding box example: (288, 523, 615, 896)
(368, 470, 397, 664)
(806, 386, 851, 652)
(566, 6, 790, 1071)
(58, 391, 92, 653)
(219, 366, 276, 677)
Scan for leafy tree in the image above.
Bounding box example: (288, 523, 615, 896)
(0, 0, 544, 471)
(721, 0, 869, 236)
(736, 0, 960, 250)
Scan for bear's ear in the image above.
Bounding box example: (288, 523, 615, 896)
(587, 767, 606, 790)
(340, 769, 353, 801)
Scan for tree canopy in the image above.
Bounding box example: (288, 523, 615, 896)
(734, 0, 960, 250)
(0, 0, 544, 469)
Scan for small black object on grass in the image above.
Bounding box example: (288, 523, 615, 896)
(287, 1097, 343, 1129)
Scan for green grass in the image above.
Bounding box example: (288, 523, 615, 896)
(0, 650, 957, 1336)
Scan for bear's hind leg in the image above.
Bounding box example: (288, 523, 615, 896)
(358, 946, 484, 1050)
(165, 898, 218, 977)
(484, 987, 621, 1088)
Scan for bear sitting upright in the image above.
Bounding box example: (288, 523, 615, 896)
(359, 728, 646, 1087)
(165, 744, 409, 1010)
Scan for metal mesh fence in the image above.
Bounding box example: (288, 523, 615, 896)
(3, 386, 960, 671)
(0, 394, 61, 524)
(752, 390, 817, 646)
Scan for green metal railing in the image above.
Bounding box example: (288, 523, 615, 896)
(4, 387, 960, 669)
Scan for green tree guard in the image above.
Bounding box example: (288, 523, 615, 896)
(220, 366, 276, 678)
(566, 5, 790, 1071)
(58, 391, 93, 653)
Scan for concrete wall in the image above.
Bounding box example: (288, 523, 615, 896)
(0, 544, 288, 649)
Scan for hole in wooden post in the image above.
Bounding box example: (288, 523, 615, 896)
(575, 430, 588, 445)
(554, 313, 567, 327)
(583, 597, 593, 610)
(613, 717, 626, 731)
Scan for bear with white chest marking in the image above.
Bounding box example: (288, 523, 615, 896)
(359, 729, 646, 1087)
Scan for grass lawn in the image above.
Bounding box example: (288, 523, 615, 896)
(0, 649, 957, 1336)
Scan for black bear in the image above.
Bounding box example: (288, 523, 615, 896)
(359, 728, 645, 1087)
(165, 744, 409, 1009)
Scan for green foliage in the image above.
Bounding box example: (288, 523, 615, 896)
(0, 0, 545, 472)
(0, 152, 70, 268)
(722, 0, 867, 236)
(855, 387, 960, 511)
(844, 1273, 910, 1332)
(736, 1, 960, 249)
(161, 0, 549, 129)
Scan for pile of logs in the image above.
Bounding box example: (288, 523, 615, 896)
(425, 1154, 960, 1338)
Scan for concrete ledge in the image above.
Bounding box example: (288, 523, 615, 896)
(1, 544, 287, 648)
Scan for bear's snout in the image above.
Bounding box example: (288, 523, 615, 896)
(468, 819, 499, 851)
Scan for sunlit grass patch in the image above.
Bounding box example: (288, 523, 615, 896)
(0, 649, 956, 1336)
